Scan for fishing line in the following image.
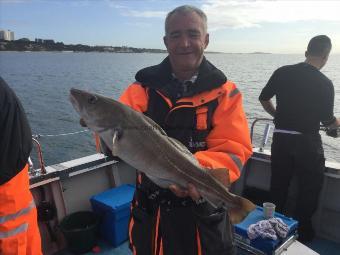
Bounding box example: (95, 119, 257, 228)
(32, 129, 90, 139)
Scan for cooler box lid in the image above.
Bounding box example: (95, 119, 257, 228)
(90, 184, 135, 215)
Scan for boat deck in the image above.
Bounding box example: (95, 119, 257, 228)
(54, 240, 130, 255)
(54, 237, 340, 255)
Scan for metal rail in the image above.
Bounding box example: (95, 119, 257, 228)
(31, 137, 47, 175)
(250, 118, 273, 142)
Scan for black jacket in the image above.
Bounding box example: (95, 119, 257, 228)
(0, 77, 32, 185)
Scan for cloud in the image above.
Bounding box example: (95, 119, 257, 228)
(105, 0, 340, 31)
(105, 0, 129, 9)
(0, 0, 31, 3)
(126, 22, 153, 28)
(121, 10, 166, 18)
(106, 0, 166, 18)
(202, 0, 340, 30)
(0, 18, 31, 26)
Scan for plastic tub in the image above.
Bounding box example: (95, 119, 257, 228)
(60, 211, 99, 254)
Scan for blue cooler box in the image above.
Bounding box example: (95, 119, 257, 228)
(90, 184, 135, 247)
(234, 206, 298, 255)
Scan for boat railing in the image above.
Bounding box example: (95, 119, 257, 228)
(250, 118, 273, 152)
(250, 118, 339, 153)
(30, 137, 47, 176)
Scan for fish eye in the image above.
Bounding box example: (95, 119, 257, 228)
(88, 95, 98, 104)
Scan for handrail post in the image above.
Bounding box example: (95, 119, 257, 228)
(260, 123, 273, 152)
(31, 137, 47, 175)
(250, 118, 273, 143)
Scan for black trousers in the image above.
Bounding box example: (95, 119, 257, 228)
(129, 192, 236, 255)
(270, 132, 325, 239)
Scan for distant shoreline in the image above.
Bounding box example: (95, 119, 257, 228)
(0, 50, 273, 55)
(0, 39, 167, 53)
(0, 39, 271, 54)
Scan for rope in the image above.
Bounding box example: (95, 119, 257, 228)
(32, 129, 90, 139)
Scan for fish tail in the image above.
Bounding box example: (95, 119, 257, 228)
(227, 196, 256, 224)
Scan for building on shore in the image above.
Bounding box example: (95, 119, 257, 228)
(35, 38, 55, 44)
(0, 30, 15, 41)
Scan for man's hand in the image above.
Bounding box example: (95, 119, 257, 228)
(169, 183, 201, 201)
(80, 118, 87, 127)
(325, 117, 340, 138)
(328, 117, 340, 129)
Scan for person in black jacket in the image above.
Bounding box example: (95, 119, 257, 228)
(259, 35, 340, 243)
(0, 77, 42, 255)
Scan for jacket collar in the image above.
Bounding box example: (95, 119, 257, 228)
(135, 56, 227, 97)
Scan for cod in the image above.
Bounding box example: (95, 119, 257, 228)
(69, 88, 255, 223)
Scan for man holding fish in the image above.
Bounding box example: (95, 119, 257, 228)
(71, 5, 253, 255)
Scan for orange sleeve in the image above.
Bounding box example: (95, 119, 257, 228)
(119, 82, 149, 112)
(194, 81, 253, 183)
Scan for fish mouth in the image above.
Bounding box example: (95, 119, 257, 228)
(69, 88, 83, 99)
(68, 92, 80, 113)
(69, 88, 81, 113)
(70, 87, 82, 94)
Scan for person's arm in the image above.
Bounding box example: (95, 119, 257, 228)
(171, 82, 253, 200)
(260, 99, 276, 117)
(194, 82, 253, 184)
(319, 80, 340, 136)
(325, 117, 340, 138)
(328, 117, 340, 129)
(322, 82, 339, 130)
(259, 69, 278, 117)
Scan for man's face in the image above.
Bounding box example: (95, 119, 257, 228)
(164, 11, 209, 74)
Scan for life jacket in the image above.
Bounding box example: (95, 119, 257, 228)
(121, 57, 251, 255)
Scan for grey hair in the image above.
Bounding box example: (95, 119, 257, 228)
(165, 5, 207, 35)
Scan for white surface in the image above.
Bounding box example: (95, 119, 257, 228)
(57, 153, 106, 168)
(282, 241, 319, 255)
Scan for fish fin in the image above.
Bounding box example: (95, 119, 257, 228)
(226, 196, 256, 224)
(202, 191, 256, 224)
(111, 129, 123, 157)
(167, 137, 197, 158)
(207, 168, 230, 188)
(112, 130, 119, 144)
(140, 113, 167, 136)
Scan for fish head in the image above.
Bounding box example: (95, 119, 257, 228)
(69, 88, 127, 136)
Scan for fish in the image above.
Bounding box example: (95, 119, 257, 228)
(69, 88, 256, 223)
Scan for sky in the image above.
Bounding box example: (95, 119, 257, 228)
(1, 0, 340, 54)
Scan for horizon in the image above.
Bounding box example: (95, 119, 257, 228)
(1, 0, 340, 54)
